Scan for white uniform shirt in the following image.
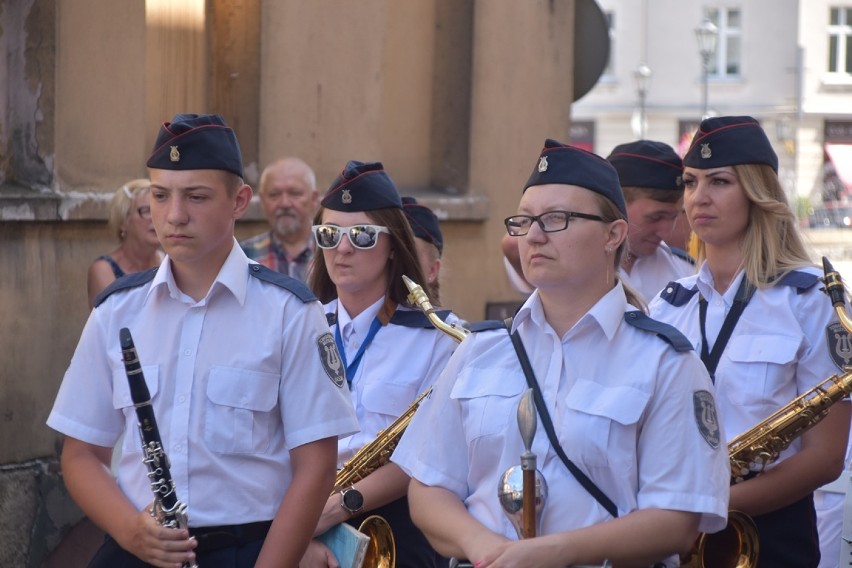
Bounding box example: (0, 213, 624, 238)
(48, 241, 359, 527)
(327, 297, 458, 464)
(394, 283, 729, 560)
(648, 263, 840, 461)
(618, 242, 695, 304)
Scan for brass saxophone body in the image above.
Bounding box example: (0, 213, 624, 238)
(330, 276, 468, 568)
(683, 257, 852, 568)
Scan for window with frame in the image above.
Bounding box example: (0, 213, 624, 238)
(828, 7, 852, 74)
(705, 7, 741, 78)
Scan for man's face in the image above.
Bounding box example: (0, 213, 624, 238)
(625, 197, 681, 258)
(260, 162, 318, 241)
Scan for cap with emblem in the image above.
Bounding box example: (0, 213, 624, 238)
(322, 161, 402, 212)
(606, 140, 683, 192)
(147, 113, 244, 178)
(525, 138, 627, 217)
(401, 197, 443, 255)
(683, 115, 778, 173)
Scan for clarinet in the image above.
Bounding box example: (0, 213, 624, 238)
(119, 327, 198, 568)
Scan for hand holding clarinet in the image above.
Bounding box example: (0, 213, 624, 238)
(120, 327, 199, 568)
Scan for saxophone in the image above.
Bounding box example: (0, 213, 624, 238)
(330, 276, 468, 568)
(682, 257, 852, 568)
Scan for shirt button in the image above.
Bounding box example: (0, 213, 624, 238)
(174, 444, 182, 453)
(666, 286, 674, 294)
(183, 349, 191, 356)
(178, 395, 186, 403)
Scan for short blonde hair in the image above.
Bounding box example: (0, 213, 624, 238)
(108, 179, 150, 240)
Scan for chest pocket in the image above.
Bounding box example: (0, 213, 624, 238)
(450, 367, 525, 443)
(563, 380, 648, 468)
(205, 366, 280, 454)
(723, 335, 798, 407)
(112, 365, 159, 453)
(362, 381, 418, 418)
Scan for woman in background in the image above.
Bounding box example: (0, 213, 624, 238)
(86, 179, 162, 307)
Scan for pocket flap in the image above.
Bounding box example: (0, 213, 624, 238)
(207, 366, 280, 411)
(726, 335, 798, 365)
(450, 366, 524, 400)
(564, 379, 648, 425)
(362, 381, 417, 416)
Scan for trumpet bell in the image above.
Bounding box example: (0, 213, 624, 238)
(358, 515, 396, 568)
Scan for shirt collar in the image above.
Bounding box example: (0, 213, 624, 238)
(512, 281, 628, 342)
(695, 262, 746, 307)
(147, 239, 250, 305)
(336, 295, 385, 340)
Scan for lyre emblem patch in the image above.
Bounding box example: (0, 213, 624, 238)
(342, 189, 353, 204)
(317, 332, 345, 388)
(537, 156, 548, 173)
(693, 390, 720, 449)
(170, 146, 180, 162)
(826, 322, 852, 370)
(700, 143, 712, 159)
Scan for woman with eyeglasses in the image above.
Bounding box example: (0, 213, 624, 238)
(301, 160, 459, 568)
(392, 139, 729, 568)
(649, 116, 851, 568)
(86, 179, 163, 308)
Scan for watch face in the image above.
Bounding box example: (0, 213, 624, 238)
(343, 488, 364, 512)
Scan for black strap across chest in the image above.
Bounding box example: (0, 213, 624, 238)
(698, 277, 755, 381)
(503, 318, 619, 518)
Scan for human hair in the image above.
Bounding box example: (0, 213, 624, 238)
(259, 157, 317, 195)
(308, 206, 431, 307)
(591, 192, 647, 312)
(622, 186, 682, 205)
(108, 178, 150, 240)
(416, 238, 443, 306)
(223, 172, 245, 197)
(692, 163, 814, 288)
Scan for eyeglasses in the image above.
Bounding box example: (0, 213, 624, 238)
(136, 206, 151, 220)
(504, 210, 604, 236)
(312, 224, 391, 250)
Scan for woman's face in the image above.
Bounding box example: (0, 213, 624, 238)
(682, 166, 750, 249)
(124, 191, 160, 248)
(516, 184, 618, 292)
(320, 210, 392, 299)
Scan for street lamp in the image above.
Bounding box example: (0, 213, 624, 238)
(633, 64, 652, 139)
(695, 18, 718, 120)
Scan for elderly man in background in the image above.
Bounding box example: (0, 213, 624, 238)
(241, 157, 320, 281)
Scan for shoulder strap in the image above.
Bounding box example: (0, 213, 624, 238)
(390, 309, 451, 328)
(248, 264, 316, 303)
(658, 281, 699, 307)
(93, 267, 157, 307)
(503, 317, 619, 518)
(624, 311, 693, 352)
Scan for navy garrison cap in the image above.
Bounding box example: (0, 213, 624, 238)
(322, 161, 402, 211)
(525, 138, 627, 217)
(147, 114, 244, 178)
(606, 140, 684, 191)
(683, 116, 778, 173)
(402, 197, 444, 255)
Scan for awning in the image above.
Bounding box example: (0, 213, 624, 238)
(825, 143, 852, 188)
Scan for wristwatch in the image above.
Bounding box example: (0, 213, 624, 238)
(340, 486, 364, 516)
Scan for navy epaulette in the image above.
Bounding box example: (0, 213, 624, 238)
(669, 246, 696, 266)
(94, 267, 158, 307)
(390, 309, 451, 328)
(774, 270, 820, 294)
(326, 312, 337, 327)
(624, 311, 693, 352)
(659, 281, 699, 306)
(248, 264, 316, 303)
(467, 319, 506, 333)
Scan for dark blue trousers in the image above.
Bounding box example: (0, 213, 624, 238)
(88, 531, 264, 568)
(753, 493, 820, 568)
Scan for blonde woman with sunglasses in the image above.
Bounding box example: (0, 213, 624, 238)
(302, 161, 460, 568)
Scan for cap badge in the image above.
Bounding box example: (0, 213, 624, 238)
(700, 143, 712, 159)
(342, 188, 353, 204)
(170, 146, 180, 162)
(538, 156, 548, 173)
